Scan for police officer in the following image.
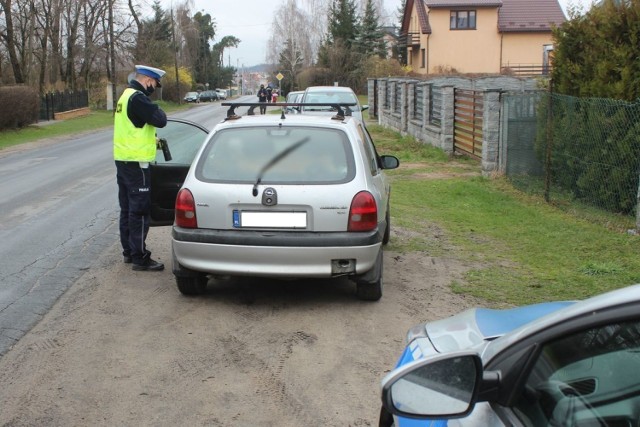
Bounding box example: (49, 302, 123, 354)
(113, 65, 167, 271)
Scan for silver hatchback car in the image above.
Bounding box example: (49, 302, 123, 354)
(150, 103, 399, 300)
(300, 86, 369, 122)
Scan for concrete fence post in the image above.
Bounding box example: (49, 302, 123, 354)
(440, 86, 454, 152)
(378, 79, 388, 126)
(422, 83, 430, 129)
(401, 80, 409, 132)
(367, 79, 377, 119)
(482, 89, 502, 175)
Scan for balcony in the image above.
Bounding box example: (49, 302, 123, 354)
(398, 32, 421, 48)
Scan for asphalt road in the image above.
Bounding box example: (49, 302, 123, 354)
(0, 99, 245, 357)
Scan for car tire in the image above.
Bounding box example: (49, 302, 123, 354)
(356, 249, 383, 301)
(382, 205, 391, 245)
(176, 275, 207, 295)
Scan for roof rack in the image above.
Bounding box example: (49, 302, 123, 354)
(221, 102, 357, 120)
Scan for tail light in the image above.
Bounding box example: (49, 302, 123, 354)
(175, 188, 197, 228)
(348, 191, 377, 232)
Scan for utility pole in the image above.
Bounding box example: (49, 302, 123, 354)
(171, 7, 180, 103)
(109, 0, 116, 109)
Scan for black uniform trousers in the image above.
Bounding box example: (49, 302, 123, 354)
(116, 161, 152, 265)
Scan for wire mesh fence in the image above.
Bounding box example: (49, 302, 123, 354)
(505, 91, 640, 230)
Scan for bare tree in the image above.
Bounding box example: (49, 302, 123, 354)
(267, 0, 313, 67)
(0, 0, 26, 83)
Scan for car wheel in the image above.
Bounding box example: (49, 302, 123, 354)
(382, 205, 391, 245)
(356, 249, 383, 301)
(176, 275, 207, 295)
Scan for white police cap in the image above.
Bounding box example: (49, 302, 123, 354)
(135, 65, 166, 86)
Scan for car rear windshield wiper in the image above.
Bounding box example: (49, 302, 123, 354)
(252, 137, 310, 196)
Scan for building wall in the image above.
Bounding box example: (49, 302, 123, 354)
(501, 32, 554, 66)
(406, 6, 553, 75)
(428, 8, 501, 74)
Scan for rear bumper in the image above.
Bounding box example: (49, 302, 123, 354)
(172, 227, 382, 277)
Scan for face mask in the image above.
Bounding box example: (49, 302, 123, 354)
(146, 84, 155, 94)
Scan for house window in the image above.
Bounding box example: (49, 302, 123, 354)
(450, 10, 476, 30)
(421, 49, 426, 68)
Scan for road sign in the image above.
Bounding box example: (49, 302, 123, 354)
(276, 73, 284, 81)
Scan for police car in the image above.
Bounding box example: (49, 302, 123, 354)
(149, 102, 399, 300)
(379, 284, 640, 426)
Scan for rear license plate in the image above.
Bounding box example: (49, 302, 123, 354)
(233, 210, 307, 228)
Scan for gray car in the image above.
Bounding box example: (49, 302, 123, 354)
(150, 103, 399, 300)
(300, 86, 368, 122)
(284, 90, 304, 114)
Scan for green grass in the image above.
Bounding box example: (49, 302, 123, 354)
(0, 111, 114, 149)
(4, 105, 639, 307)
(368, 122, 640, 306)
(0, 101, 188, 150)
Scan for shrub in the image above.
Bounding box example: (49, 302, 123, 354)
(0, 86, 39, 130)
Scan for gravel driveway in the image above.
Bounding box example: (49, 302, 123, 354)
(0, 224, 481, 426)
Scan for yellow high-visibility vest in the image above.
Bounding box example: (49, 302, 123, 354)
(113, 88, 156, 161)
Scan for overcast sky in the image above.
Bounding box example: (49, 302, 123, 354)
(159, 0, 594, 68)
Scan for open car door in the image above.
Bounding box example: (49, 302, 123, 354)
(150, 118, 209, 226)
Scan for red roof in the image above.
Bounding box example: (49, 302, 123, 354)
(426, 0, 501, 6)
(498, 0, 566, 32)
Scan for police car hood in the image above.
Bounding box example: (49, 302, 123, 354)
(425, 301, 574, 353)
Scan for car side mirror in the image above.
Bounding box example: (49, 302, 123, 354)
(380, 155, 399, 170)
(362, 104, 369, 111)
(381, 352, 482, 419)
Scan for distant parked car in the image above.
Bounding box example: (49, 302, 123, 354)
(183, 91, 199, 103)
(198, 90, 218, 102)
(300, 86, 368, 123)
(284, 90, 304, 114)
(215, 89, 227, 100)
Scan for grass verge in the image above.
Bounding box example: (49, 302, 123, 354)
(0, 101, 188, 150)
(369, 122, 640, 306)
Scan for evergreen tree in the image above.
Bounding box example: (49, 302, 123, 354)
(552, 0, 640, 101)
(327, 0, 359, 48)
(139, 1, 174, 66)
(356, 0, 387, 58)
(193, 12, 216, 86)
(278, 40, 304, 93)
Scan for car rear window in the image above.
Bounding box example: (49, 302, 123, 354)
(196, 126, 355, 184)
(303, 91, 359, 111)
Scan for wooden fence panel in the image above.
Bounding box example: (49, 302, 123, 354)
(454, 89, 483, 158)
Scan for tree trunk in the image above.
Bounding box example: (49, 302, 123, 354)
(0, 0, 26, 83)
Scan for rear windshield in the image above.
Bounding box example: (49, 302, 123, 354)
(303, 91, 359, 111)
(196, 126, 355, 184)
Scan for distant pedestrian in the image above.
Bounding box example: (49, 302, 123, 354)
(113, 64, 167, 271)
(266, 86, 273, 103)
(272, 89, 278, 103)
(257, 84, 268, 114)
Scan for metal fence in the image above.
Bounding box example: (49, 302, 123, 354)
(40, 89, 89, 121)
(429, 86, 442, 126)
(503, 92, 640, 226)
(371, 77, 640, 228)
